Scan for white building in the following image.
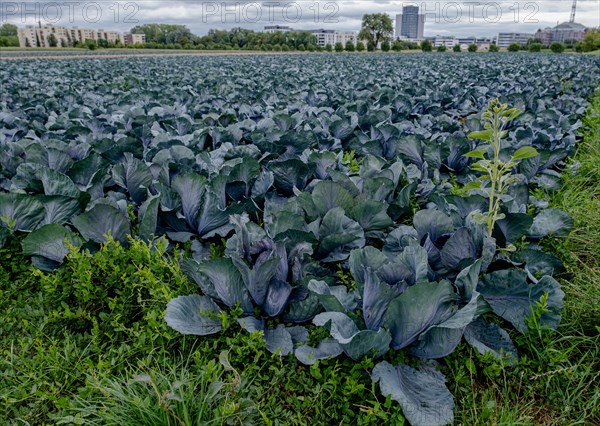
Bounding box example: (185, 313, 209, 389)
(97, 29, 125, 45)
(264, 25, 293, 33)
(310, 29, 357, 48)
(433, 36, 457, 49)
(495, 33, 534, 49)
(124, 33, 146, 45)
(18, 25, 70, 48)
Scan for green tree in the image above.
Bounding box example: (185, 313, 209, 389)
(468, 43, 478, 52)
(85, 40, 97, 50)
(367, 41, 375, 52)
(358, 13, 393, 48)
(420, 39, 433, 52)
(508, 43, 520, 52)
(334, 42, 344, 52)
(528, 43, 542, 52)
(392, 40, 402, 52)
(298, 43, 306, 51)
(437, 45, 447, 52)
(489, 43, 499, 52)
(345, 41, 355, 52)
(550, 42, 565, 53)
(325, 43, 333, 52)
(281, 44, 290, 52)
(453, 44, 461, 52)
(0, 23, 17, 37)
(381, 40, 391, 52)
(356, 41, 365, 52)
(47, 34, 58, 47)
(581, 29, 600, 52)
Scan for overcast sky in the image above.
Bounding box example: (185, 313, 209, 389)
(1, 1, 598, 37)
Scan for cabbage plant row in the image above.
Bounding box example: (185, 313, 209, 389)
(1, 54, 599, 425)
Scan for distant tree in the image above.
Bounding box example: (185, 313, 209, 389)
(47, 33, 58, 47)
(325, 43, 333, 52)
(316, 45, 323, 52)
(581, 29, 600, 52)
(420, 39, 433, 52)
(0, 35, 18, 47)
(367, 41, 375, 52)
(489, 43, 499, 52)
(437, 45, 447, 52)
(85, 40, 97, 50)
(358, 13, 393, 48)
(574, 42, 583, 53)
(508, 43, 520, 52)
(334, 42, 344, 52)
(528, 43, 542, 52)
(0, 23, 17, 37)
(0, 24, 19, 46)
(356, 41, 365, 52)
(345, 41, 355, 52)
(468, 43, 478, 52)
(550, 42, 565, 53)
(392, 40, 402, 52)
(453, 44, 461, 52)
(381, 40, 391, 52)
(272, 43, 282, 51)
(298, 43, 306, 51)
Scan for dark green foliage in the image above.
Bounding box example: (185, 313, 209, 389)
(468, 44, 478, 52)
(453, 44, 462, 52)
(529, 43, 543, 52)
(421, 40, 433, 52)
(437, 45, 447, 52)
(550, 42, 565, 53)
(508, 43, 521, 52)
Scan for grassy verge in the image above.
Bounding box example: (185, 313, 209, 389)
(446, 89, 600, 425)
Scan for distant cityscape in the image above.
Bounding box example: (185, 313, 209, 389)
(15, 3, 591, 50)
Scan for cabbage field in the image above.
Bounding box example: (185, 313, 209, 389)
(1, 53, 599, 425)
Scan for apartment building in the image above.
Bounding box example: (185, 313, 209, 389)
(310, 29, 357, 48)
(124, 33, 146, 45)
(97, 29, 125, 45)
(18, 25, 70, 48)
(17, 25, 142, 48)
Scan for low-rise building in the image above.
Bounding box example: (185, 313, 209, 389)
(264, 25, 293, 33)
(433, 36, 457, 49)
(309, 29, 357, 48)
(495, 32, 534, 49)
